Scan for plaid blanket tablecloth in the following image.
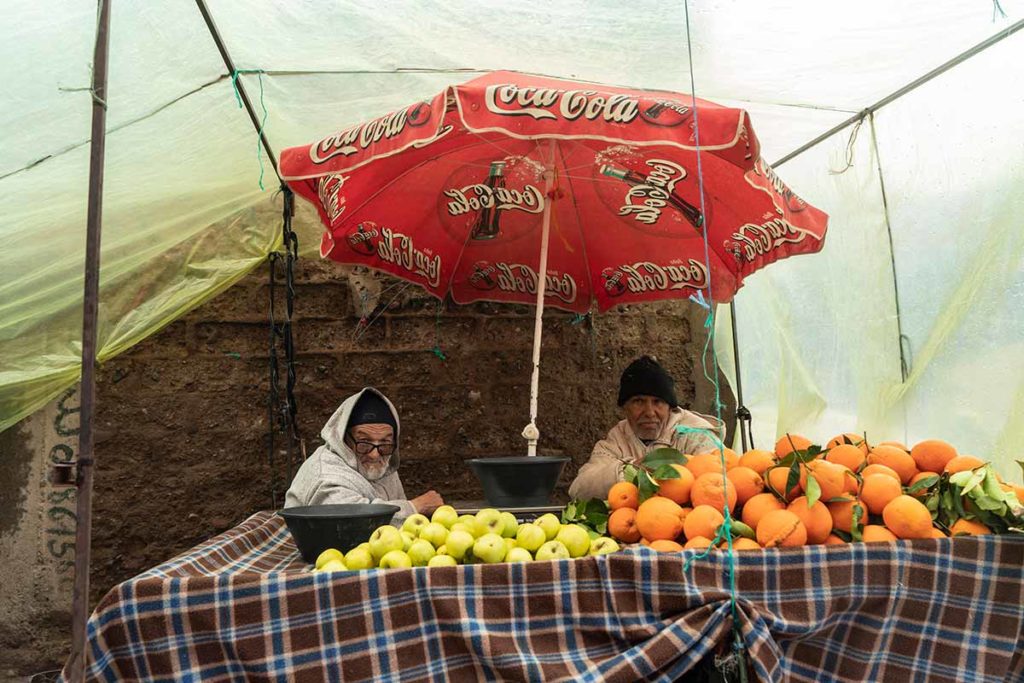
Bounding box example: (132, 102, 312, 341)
(66, 511, 1024, 682)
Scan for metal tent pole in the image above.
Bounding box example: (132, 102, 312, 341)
(729, 300, 753, 451)
(67, 0, 112, 679)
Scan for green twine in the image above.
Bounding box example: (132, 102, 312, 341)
(230, 69, 268, 191)
(570, 313, 588, 326)
(432, 301, 446, 361)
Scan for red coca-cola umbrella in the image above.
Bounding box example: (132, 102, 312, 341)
(281, 71, 828, 454)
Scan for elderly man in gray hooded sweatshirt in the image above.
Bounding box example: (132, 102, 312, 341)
(285, 387, 443, 520)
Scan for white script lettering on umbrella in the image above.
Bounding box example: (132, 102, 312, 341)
(471, 262, 577, 305)
(484, 84, 639, 124)
(376, 227, 442, 288)
(605, 260, 708, 295)
(730, 218, 808, 262)
(613, 159, 688, 225)
(445, 184, 546, 216)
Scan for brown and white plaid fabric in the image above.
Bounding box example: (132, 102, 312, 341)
(64, 512, 1024, 682)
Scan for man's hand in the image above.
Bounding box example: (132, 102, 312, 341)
(410, 490, 444, 515)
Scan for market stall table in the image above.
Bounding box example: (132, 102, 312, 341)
(64, 512, 1024, 682)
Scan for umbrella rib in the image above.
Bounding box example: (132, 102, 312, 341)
(552, 141, 595, 313)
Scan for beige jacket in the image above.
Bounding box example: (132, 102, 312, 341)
(285, 388, 415, 521)
(568, 409, 724, 501)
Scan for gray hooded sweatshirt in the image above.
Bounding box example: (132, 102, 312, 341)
(284, 388, 415, 521)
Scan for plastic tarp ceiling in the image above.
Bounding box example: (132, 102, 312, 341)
(1, 1, 1021, 476)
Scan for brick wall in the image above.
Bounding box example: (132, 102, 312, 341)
(89, 258, 733, 601)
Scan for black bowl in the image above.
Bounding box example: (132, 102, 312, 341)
(279, 503, 400, 564)
(467, 456, 570, 508)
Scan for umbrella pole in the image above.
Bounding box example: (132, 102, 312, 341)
(729, 300, 754, 451)
(68, 0, 112, 679)
(523, 141, 557, 457)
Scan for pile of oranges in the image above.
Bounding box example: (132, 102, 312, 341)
(605, 434, 1024, 551)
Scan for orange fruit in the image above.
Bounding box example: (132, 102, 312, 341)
(740, 493, 787, 530)
(787, 496, 834, 545)
(949, 519, 991, 536)
(726, 466, 765, 506)
(881, 495, 934, 540)
(738, 449, 776, 475)
(691, 472, 738, 512)
(799, 460, 851, 502)
(640, 538, 651, 547)
(826, 433, 870, 455)
(860, 463, 901, 483)
(828, 497, 866, 534)
(862, 525, 897, 543)
(608, 507, 642, 543)
(943, 455, 984, 474)
(684, 537, 713, 550)
(774, 433, 813, 459)
(866, 445, 918, 485)
(721, 538, 762, 551)
(1011, 484, 1024, 504)
(607, 481, 640, 511)
(861, 473, 903, 516)
(824, 534, 846, 545)
(635, 496, 687, 541)
(877, 440, 908, 452)
(826, 444, 867, 473)
(649, 539, 685, 552)
(655, 464, 694, 505)
(685, 452, 731, 479)
(684, 505, 725, 541)
(707, 448, 740, 470)
(908, 471, 940, 499)
(756, 510, 807, 548)
(910, 439, 958, 474)
(765, 466, 801, 501)
(927, 527, 947, 539)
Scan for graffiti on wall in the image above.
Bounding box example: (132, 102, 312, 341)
(46, 386, 79, 577)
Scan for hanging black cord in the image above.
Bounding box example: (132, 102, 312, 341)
(281, 188, 302, 476)
(268, 252, 281, 508)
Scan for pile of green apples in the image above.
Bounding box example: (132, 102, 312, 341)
(312, 504, 621, 572)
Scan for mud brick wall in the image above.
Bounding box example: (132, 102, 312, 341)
(89, 259, 733, 602)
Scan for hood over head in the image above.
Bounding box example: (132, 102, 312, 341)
(320, 387, 401, 473)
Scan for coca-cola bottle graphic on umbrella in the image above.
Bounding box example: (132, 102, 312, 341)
(600, 163, 706, 233)
(469, 161, 506, 240)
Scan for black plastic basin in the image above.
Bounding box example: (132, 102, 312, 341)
(279, 503, 400, 563)
(467, 456, 569, 507)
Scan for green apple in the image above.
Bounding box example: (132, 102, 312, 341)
(445, 529, 475, 562)
(428, 554, 458, 567)
(515, 523, 546, 553)
(435, 545, 448, 556)
(506, 547, 533, 563)
(431, 505, 459, 529)
(368, 525, 404, 562)
(401, 531, 416, 552)
(588, 537, 620, 556)
(504, 538, 518, 551)
(535, 540, 570, 561)
(318, 558, 348, 572)
(419, 522, 449, 548)
(378, 550, 413, 569)
(475, 509, 505, 536)
(536, 513, 562, 541)
(450, 522, 477, 538)
(499, 512, 519, 538)
(473, 533, 507, 563)
(344, 546, 374, 570)
(556, 524, 591, 558)
(315, 548, 344, 570)
(355, 542, 371, 553)
(407, 539, 436, 566)
(401, 514, 431, 537)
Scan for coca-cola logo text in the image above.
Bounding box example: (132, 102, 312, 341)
(376, 227, 442, 288)
(746, 159, 807, 213)
(317, 174, 348, 226)
(729, 218, 808, 263)
(602, 260, 708, 297)
(484, 84, 639, 124)
(468, 261, 577, 304)
(616, 159, 688, 225)
(311, 106, 417, 164)
(445, 183, 545, 216)
(345, 222, 378, 256)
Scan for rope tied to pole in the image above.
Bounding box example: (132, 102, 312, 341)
(230, 69, 269, 190)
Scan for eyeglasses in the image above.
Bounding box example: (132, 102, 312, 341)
(351, 440, 395, 457)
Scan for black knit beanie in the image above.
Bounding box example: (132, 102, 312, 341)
(347, 391, 398, 432)
(617, 356, 679, 408)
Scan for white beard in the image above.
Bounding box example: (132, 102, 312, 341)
(358, 457, 391, 482)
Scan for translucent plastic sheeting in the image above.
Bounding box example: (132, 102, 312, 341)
(717, 31, 1024, 479)
(0, 0, 1021, 446)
